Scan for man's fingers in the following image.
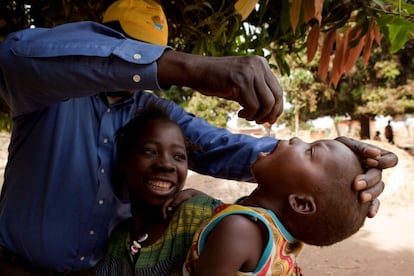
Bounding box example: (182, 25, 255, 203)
(335, 136, 358, 150)
(258, 64, 284, 123)
(354, 168, 382, 192)
(357, 179, 385, 204)
(237, 79, 260, 121)
(239, 83, 283, 123)
(376, 151, 399, 170)
(367, 198, 380, 218)
(251, 82, 276, 123)
(258, 97, 283, 124)
(237, 56, 283, 123)
(336, 136, 380, 159)
(336, 136, 398, 170)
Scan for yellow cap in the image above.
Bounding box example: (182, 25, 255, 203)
(103, 0, 168, 46)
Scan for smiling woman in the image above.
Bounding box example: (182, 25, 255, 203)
(89, 106, 222, 275)
(121, 116, 189, 208)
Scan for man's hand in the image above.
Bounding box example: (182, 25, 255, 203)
(335, 136, 398, 218)
(157, 51, 283, 124)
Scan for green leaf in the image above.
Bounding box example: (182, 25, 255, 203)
(389, 26, 408, 53)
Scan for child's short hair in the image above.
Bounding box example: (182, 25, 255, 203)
(298, 163, 369, 246)
(316, 177, 369, 245)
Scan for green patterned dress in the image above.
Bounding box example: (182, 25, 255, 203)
(92, 194, 222, 276)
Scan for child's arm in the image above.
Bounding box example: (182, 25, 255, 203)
(194, 214, 265, 276)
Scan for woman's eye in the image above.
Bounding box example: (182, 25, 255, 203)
(142, 148, 157, 156)
(174, 153, 187, 161)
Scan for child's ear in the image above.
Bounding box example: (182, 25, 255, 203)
(288, 194, 316, 215)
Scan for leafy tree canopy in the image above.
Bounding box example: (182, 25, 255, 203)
(1, 0, 413, 83)
(0, 0, 413, 131)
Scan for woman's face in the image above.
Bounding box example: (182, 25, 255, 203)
(125, 119, 188, 208)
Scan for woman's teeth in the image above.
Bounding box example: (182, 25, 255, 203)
(148, 180, 172, 191)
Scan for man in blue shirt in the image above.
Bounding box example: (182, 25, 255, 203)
(0, 0, 398, 273)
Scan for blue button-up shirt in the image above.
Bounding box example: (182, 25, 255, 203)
(0, 22, 277, 272)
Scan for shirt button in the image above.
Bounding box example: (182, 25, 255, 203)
(133, 53, 142, 60)
(103, 138, 109, 144)
(132, 74, 141, 83)
(100, 168, 105, 174)
(98, 199, 104, 205)
(80, 256, 85, 261)
(89, 230, 95, 235)
(106, 108, 111, 113)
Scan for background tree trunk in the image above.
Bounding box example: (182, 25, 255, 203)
(359, 115, 371, 139)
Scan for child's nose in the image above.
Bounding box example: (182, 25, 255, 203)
(155, 155, 176, 172)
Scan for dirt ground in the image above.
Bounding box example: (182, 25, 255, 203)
(185, 139, 414, 276)
(0, 132, 413, 275)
